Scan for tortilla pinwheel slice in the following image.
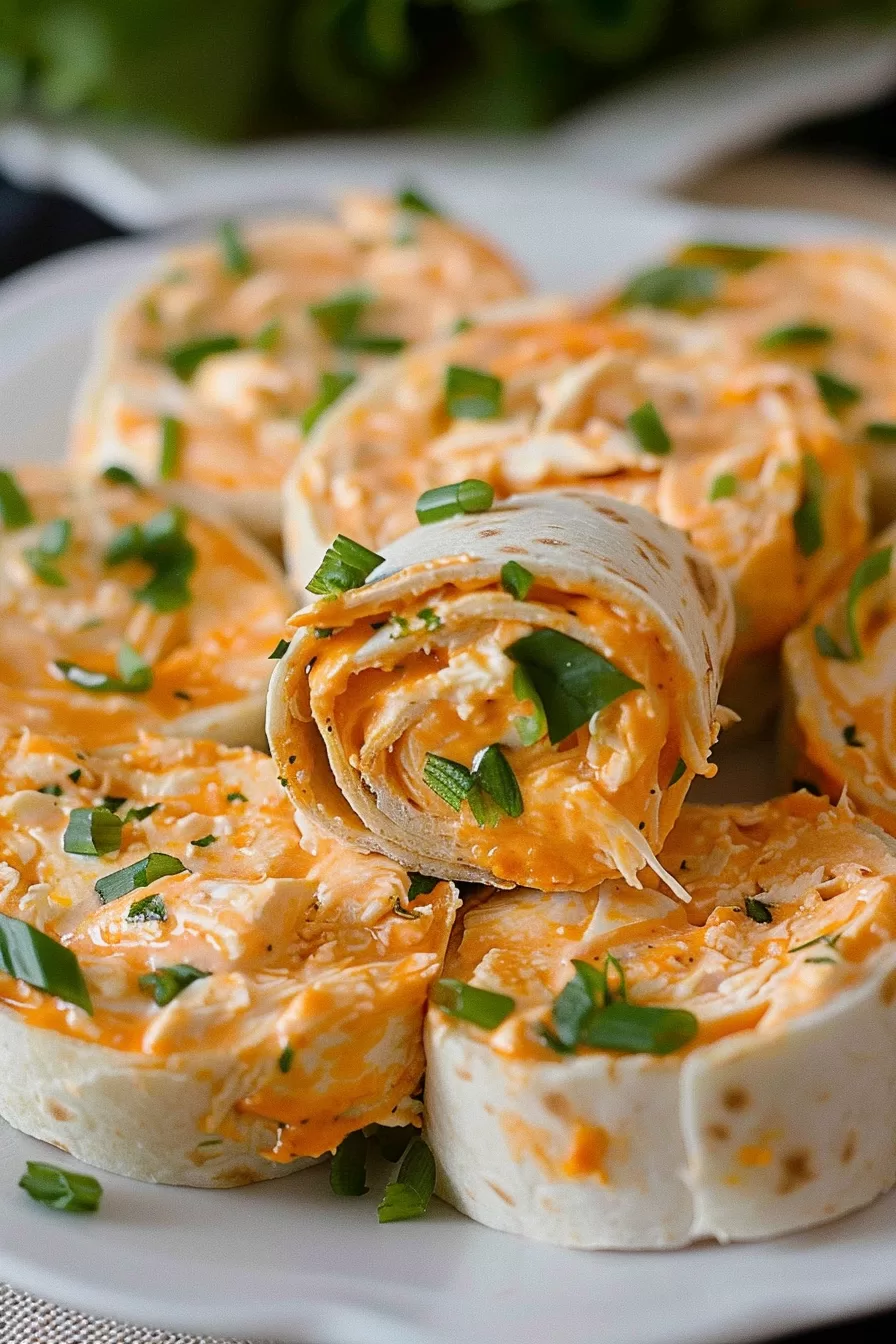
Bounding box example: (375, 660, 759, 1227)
(0, 467, 291, 749)
(268, 492, 734, 894)
(614, 242, 896, 525)
(424, 793, 896, 1249)
(68, 192, 525, 542)
(781, 523, 896, 832)
(0, 729, 458, 1186)
(285, 310, 867, 692)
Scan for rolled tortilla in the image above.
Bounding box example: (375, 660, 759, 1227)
(781, 523, 896, 832)
(424, 792, 896, 1248)
(0, 728, 458, 1185)
(285, 309, 867, 681)
(0, 467, 291, 750)
(69, 193, 525, 542)
(613, 241, 896, 526)
(268, 492, 734, 893)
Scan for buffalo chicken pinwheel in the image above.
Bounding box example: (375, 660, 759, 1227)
(0, 467, 291, 749)
(69, 192, 525, 540)
(285, 309, 866, 693)
(425, 793, 896, 1248)
(782, 524, 896, 833)
(268, 493, 734, 894)
(0, 729, 457, 1185)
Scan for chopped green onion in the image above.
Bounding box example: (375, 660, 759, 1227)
(512, 666, 547, 746)
(415, 478, 494, 523)
(300, 371, 357, 433)
(745, 896, 772, 923)
(165, 334, 241, 381)
(126, 894, 167, 922)
(308, 287, 371, 345)
(218, 219, 252, 277)
(865, 421, 896, 443)
(63, 807, 122, 857)
(758, 323, 832, 350)
(38, 783, 63, 796)
(393, 897, 422, 920)
(159, 416, 181, 480)
(418, 607, 441, 631)
(0, 912, 92, 1014)
(627, 400, 671, 456)
(444, 364, 503, 419)
(397, 187, 439, 215)
(25, 518, 71, 586)
(377, 1137, 436, 1223)
(388, 614, 410, 640)
(814, 545, 892, 661)
(190, 834, 217, 847)
(102, 796, 126, 813)
(407, 873, 439, 901)
(472, 744, 523, 818)
(372, 1123, 416, 1162)
(95, 852, 187, 905)
(19, 1162, 101, 1213)
(709, 473, 737, 501)
(0, 470, 33, 529)
(619, 264, 718, 312)
(501, 560, 534, 600)
(506, 628, 642, 744)
(340, 333, 406, 354)
(306, 534, 384, 597)
(677, 242, 775, 272)
(123, 803, 160, 823)
(250, 319, 281, 351)
(579, 1002, 698, 1054)
(551, 959, 609, 1049)
(422, 754, 474, 812)
(314, 627, 334, 638)
(278, 1043, 294, 1073)
(105, 506, 196, 612)
(790, 932, 841, 955)
(814, 369, 861, 415)
(792, 453, 824, 558)
(55, 642, 153, 695)
(452, 316, 474, 335)
(432, 978, 514, 1028)
(139, 963, 210, 1006)
(668, 757, 687, 786)
(24, 549, 66, 587)
(227, 791, 248, 803)
(330, 1130, 368, 1197)
(843, 723, 864, 748)
(68, 769, 82, 783)
(101, 464, 142, 489)
(268, 638, 290, 659)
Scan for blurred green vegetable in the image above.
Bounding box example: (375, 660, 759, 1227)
(0, 1, 892, 138)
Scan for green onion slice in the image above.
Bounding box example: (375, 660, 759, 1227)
(814, 369, 861, 415)
(627, 400, 671, 456)
(101, 465, 143, 489)
(0, 912, 92, 1014)
(330, 1130, 369, 1197)
(123, 803, 160, 823)
(19, 1161, 102, 1213)
(432, 978, 515, 1028)
(745, 896, 772, 923)
(24, 549, 66, 587)
(619, 264, 718, 312)
(444, 364, 503, 419)
(676, 242, 775, 272)
(422, 754, 474, 812)
(865, 421, 896, 443)
(792, 453, 824, 558)
(580, 1002, 698, 1055)
(300, 371, 357, 434)
(308, 288, 371, 345)
(55, 642, 152, 695)
(506, 628, 642, 744)
(377, 1137, 436, 1224)
(397, 187, 439, 215)
(709, 472, 737, 501)
(38, 784, 63, 796)
(501, 560, 534, 600)
(415, 478, 494, 523)
(551, 959, 609, 1049)
(278, 1044, 294, 1073)
(0, 469, 33, 529)
(268, 638, 290, 660)
(252, 319, 281, 351)
(191, 833, 217, 847)
(95, 852, 187, 905)
(126, 894, 167, 922)
(218, 219, 252, 277)
(138, 962, 210, 1006)
(159, 416, 181, 480)
(165, 334, 241, 381)
(306, 534, 384, 597)
(814, 544, 892, 661)
(372, 1123, 416, 1162)
(512, 666, 547, 746)
(668, 757, 686, 786)
(407, 873, 439, 901)
(472, 744, 523, 818)
(340, 333, 405, 354)
(758, 323, 832, 350)
(105, 507, 196, 613)
(26, 517, 72, 586)
(843, 723, 864, 748)
(63, 807, 122, 857)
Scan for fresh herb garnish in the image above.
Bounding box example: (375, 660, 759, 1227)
(758, 323, 831, 350)
(415, 478, 494, 523)
(306, 534, 384, 597)
(227, 791, 248, 803)
(377, 1137, 436, 1223)
(308, 287, 371, 344)
(218, 219, 252, 277)
(792, 453, 824, 558)
(19, 1162, 102, 1213)
(330, 1130, 368, 1197)
(190, 834, 217, 847)
(123, 803, 160, 823)
(55, 642, 153, 694)
(407, 873, 439, 901)
(95, 852, 187, 905)
(126, 894, 167, 922)
(444, 364, 503, 419)
(505, 628, 642, 744)
(300, 371, 357, 433)
(813, 545, 892, 661)
(63, 807, 122, 857)
(619, 264, 718, 312)
(790, 932, 841, 956)
(668, 757, 687, 786)
(24, 518, 72, 587)
(278, 1044, 294, 1073)
(268, 638, 290, 659)
(0, 912, 92, 1014)
(709, 473, 737, 501)
(68, 769, 82, 783)
(102, 796, 126, 813)
(138, 962, 210, 1006)
(471, 744, 523, 818)
(676, 242, 775, 272)
(580, 1002, 698, 1054)
(865, 421, 896, 442)
(432, 978, 515, 1028)
(422, 754, 476, 812)
(38, 783, 63, 796)
(101, 465, 143, 489)
(550, 959, 611, 1050)
(105, 506, 196, 612)
(501, 560, 534, 600)
(159, 416, 181, 480)
(165, 334, 241, 381)
(417, 607, 441, 631)
(627, 400, 671, 456)
(511, 666, 547, 746)
(745, 896, 772, 923)
(843, 723, 864, 748)
(423, 745, 522, 826)
(251, 319, 281, 351)
(0, 470, 33, 529)
(814, 369, 861, 415)
(397, 187, 439, 215)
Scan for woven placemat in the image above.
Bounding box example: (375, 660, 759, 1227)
(0, 1284, 260, 1344)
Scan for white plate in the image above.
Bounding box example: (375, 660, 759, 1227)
(1, 187, 895, 1344)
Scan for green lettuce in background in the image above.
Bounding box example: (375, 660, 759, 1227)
(0, 0, 893, 139)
